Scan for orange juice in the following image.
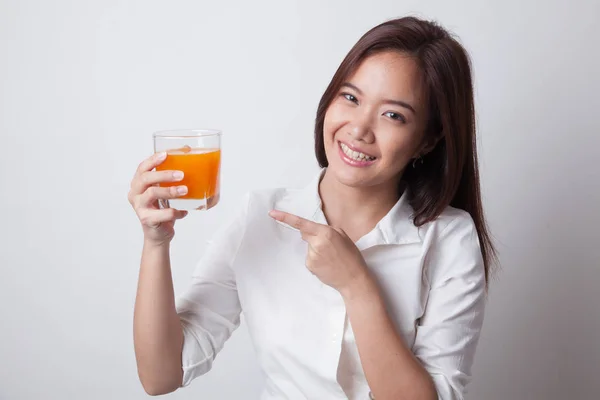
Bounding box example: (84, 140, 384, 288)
(156, 146, 221, 200)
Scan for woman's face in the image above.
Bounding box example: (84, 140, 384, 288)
(323, 51, 430, 189)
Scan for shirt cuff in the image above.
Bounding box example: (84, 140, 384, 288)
(179, 320, 215, 387)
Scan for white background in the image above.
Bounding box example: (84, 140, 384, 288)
(1, 0, 599, 399)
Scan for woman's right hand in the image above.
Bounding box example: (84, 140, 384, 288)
(128, 151, 189, 246)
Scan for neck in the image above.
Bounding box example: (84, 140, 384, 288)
(318, 169, 403, 240)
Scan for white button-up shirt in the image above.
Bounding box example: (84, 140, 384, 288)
(176, 170, 486, 400)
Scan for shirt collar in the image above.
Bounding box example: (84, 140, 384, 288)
(273, 169, 421, 247)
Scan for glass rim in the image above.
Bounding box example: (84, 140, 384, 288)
(153, 129, 222, 139)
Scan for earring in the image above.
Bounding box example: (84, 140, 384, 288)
(412, 156, 423, 168)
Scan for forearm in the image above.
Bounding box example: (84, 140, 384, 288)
(133, 241, 184, 395)
(341, 276, 437, 400)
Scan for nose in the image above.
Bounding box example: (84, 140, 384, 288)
(348, 110, 375, 144)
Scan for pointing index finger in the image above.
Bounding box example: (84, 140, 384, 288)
(269, 210, 324, 235)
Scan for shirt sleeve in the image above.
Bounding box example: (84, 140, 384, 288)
(412, 213, 487, 400)
(175, 193, 250, 387)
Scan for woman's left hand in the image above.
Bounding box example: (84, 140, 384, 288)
(269, 210, 371, 294)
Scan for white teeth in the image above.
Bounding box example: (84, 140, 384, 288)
(340, 142, 375, 162)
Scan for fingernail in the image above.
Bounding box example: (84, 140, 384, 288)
(173, 171, 184, 180)
(157, 151, 167, 160)
(177, 186, 188, 195)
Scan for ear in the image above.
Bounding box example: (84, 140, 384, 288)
(418, 131, 444, 157)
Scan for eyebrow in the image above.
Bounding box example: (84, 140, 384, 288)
(340, 82, 417, 115)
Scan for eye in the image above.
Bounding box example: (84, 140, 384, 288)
(341, 93, 358, 104)
(384, 111, 406, 123)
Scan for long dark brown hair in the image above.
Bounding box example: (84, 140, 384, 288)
(314, 16, 497, 284)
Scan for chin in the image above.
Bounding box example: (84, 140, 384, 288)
(331, 168, 369, 187)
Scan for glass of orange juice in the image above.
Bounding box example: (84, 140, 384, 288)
(153, 129, 221, 211)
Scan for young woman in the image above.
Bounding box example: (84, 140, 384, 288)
(129, 16, 496, 400)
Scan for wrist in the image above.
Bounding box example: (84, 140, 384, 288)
(143, 238, 171, 252)
(340, 270, 378, 302)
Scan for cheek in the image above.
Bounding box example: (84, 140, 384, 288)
(378, 132, 420, 166)
(323, 103, 346, 139)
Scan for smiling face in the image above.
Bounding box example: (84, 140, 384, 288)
(322, 51, 431, 190)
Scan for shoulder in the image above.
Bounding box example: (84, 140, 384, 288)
(418, 205, 478, 242)
(209, 187, 294, 254)
(238, 185, 313, 228)
(418, 206, 485, 287)
(246, 186, 297, 205)
(244, 186, 301, 213)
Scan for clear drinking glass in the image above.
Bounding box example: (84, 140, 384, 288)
(153, 129, 222, 211)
